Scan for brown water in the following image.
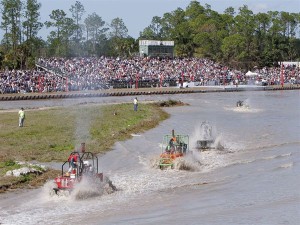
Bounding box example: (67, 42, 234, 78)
(0, 90, 299, 225)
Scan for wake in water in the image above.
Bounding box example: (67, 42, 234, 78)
(43, 175, 117, 201)
(148, 153, 201, 171)
(224, 105, 263, 113)
(189, 122, 229, 152)
(232, 107, 262, 113)
(72, 175, 117, 200)
(149, 148, 233, 173)
(172, 154, 201, 171)
(224, 98, 264, 113)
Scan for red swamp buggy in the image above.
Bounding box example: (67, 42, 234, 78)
(52, 143, 113, 195)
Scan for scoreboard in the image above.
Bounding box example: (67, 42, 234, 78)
(139, 40, 174, 58)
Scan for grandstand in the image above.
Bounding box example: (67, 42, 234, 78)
(1, 56, 299, 94)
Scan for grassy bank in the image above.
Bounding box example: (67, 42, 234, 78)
(0, 100, 180, 192)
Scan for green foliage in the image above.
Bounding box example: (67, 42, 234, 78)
(0, 1, 299, 69)
(25, 56, 36, 68)
(4, 159, 16, 167)
(109, 17, 128, 39)
(20, 173, 34, 182)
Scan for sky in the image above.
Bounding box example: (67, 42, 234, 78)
(6, 0, 300, 39)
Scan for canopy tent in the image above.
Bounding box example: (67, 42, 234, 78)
(245, 71, 258, 76)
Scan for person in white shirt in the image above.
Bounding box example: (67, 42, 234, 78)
(18, 107, 25, 127)
(133, 97, 138, 111)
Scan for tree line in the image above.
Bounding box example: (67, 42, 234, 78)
(0, 0, 299, 71)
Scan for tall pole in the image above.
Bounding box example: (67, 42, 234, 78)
(223, 67, 227, 86)
(66, 77, 68, 92)
(280, 64, 284, 88)
(39, 75, 41, 92)
(135, 73, 139, 89)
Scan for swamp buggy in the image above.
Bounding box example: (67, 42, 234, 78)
(53, 143, 115, 195)
(159, 130, 189, 169)
(195, 121, 215, 151)
(195, 121, 225, 151)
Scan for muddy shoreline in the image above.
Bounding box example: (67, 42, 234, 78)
(0, 85, 299, 101)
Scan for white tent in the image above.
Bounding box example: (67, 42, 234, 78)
(245, 71, 258, 76)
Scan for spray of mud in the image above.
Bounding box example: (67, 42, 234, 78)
(213, 135, 225, 150)
(189, 121, 226, 150)
(149, 151, 203, 172)
(42, 174, 116, 201)
(149, 155, 161, 169)
(149, 149, 233, 173)
(71, 175, 116, 200)
(172, 154, 201, 171)
(190, 122, 213, 149)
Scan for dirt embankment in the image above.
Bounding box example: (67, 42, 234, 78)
(0, 84, 299, 101)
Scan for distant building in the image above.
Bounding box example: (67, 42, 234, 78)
(139, 40, 174, 58)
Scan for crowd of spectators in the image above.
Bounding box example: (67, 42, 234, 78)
(0, 56, 299, 94)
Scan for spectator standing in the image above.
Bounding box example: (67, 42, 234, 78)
(18, 107, 25, 127)
(133, 97, 138, 111)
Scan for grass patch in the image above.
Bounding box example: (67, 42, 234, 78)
(0, 160, 22, 176)
(0, 103, 169, 162)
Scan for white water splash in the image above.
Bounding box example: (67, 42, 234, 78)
(71, 175, 116, 200)
(42, 175, 116, 201)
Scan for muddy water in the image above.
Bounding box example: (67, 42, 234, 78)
(0, 90, 300, 225)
